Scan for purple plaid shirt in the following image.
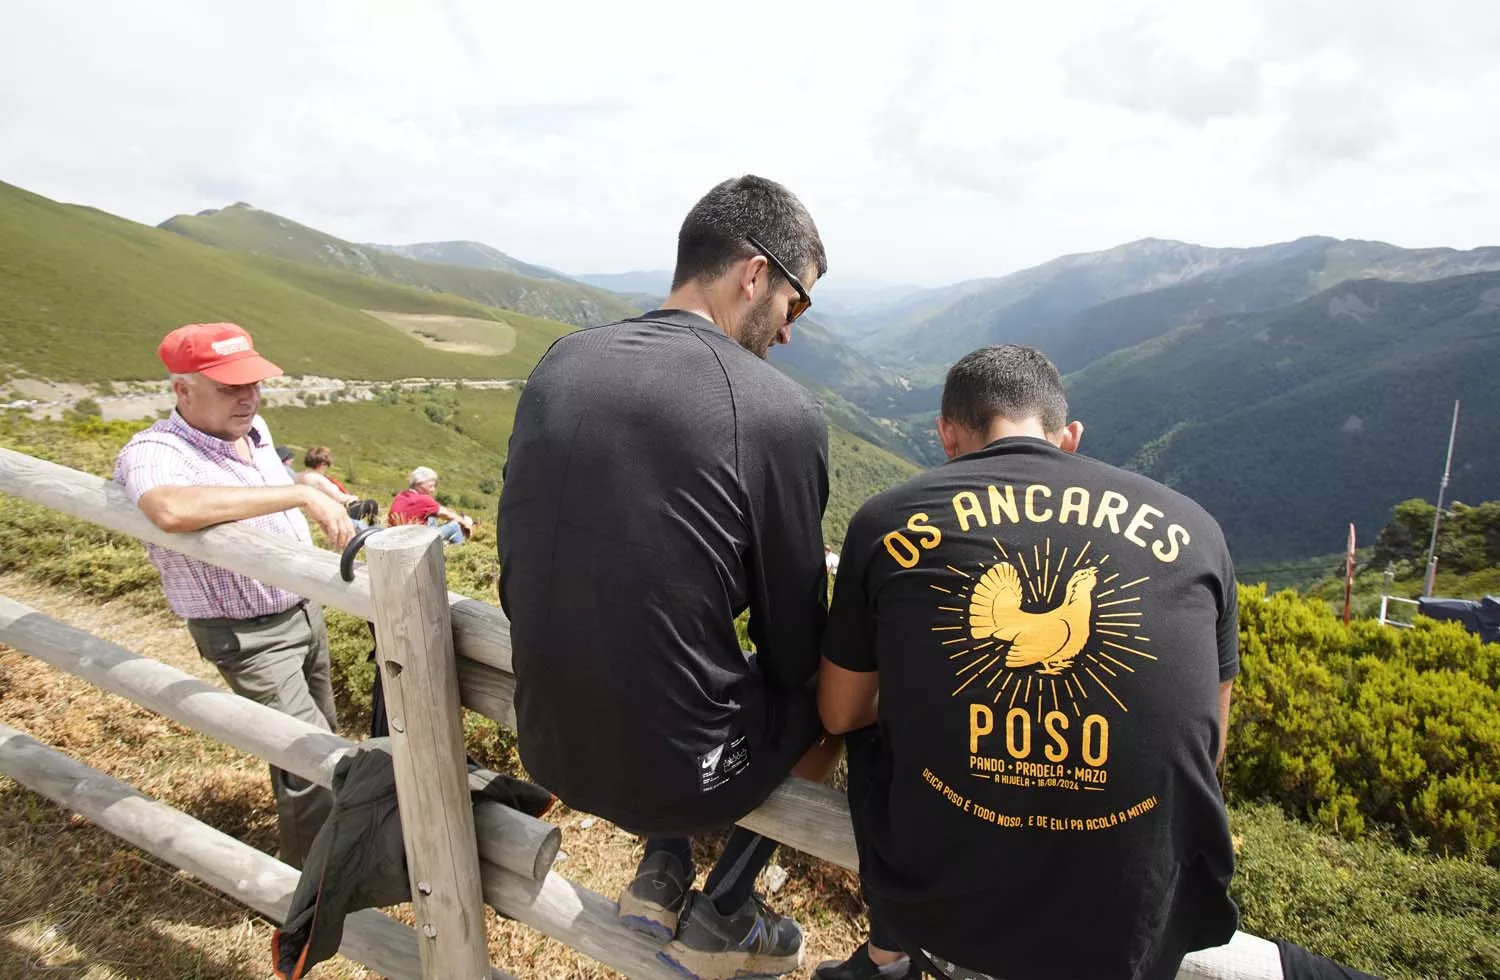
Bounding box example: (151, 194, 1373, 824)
(114, 410, 313, 620)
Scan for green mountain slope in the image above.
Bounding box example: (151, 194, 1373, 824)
(860, 237, 1317, 378)
(863, 236, 1500, 384)
(1066, 273, 1500, 563)
(768, 317, 899, 400)
(0, 180, 574, 383)
(1046, 238, 1500, 373)
(160, 204, 639, 327)
(367, 240, 577, 284)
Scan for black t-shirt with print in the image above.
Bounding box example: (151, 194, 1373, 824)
(825, 437, 1239, 980)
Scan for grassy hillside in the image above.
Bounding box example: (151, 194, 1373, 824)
(1066, 273, 1500, 564)
(824, 424, 919, 546)
(768, 317, 899, 398)
(0, 181, 575, 383)
(265, 388, 914, 548)
(162, 204, 639, 327)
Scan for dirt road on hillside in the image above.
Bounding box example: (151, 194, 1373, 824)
(2, 376, 524, 422)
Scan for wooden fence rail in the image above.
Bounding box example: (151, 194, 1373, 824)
(0, 721, 517, 980)
(0, 446, 1277, 979)
(0, 594, 558, 881)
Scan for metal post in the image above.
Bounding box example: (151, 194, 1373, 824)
(1423, 400, 1460, 597)
(1343, 523, 1356, 626)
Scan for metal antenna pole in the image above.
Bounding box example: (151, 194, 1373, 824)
(1422, 400, 1460, 596)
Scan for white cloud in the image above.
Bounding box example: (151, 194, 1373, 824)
(2, 0, 1498, 286)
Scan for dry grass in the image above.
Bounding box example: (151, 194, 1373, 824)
(0, 575, 872, 978)
(363, 311, 519, 357)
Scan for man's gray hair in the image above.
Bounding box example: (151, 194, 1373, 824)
(169, 371, 200, 385)
(409, 466, 438, 488)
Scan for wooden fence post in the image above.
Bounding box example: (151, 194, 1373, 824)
(367, 525, 492, 979)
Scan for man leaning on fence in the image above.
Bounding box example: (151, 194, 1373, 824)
(113, 322, 355, 869)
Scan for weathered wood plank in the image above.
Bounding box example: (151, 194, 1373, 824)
(0, 447, 513, 673)
(0, 722, 520, 980)
(479, 865, 682, 980)
(368, 526, 491, 980)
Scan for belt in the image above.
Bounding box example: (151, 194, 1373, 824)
(186, 599, 307, 629)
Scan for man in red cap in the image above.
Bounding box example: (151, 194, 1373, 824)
(114, 323, 355, 868)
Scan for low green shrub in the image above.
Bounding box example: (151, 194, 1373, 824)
(1230, 803, 1500, 979)
(1228, 586, 1500, 864)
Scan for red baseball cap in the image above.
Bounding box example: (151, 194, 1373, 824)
(158, 322, 283, 385)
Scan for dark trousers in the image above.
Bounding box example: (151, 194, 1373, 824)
(187, 602, 337, 869)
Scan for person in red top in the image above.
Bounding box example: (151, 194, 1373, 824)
(388, 466, 473, 545)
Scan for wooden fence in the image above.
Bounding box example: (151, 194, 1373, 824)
(0, 447, 1281, 979)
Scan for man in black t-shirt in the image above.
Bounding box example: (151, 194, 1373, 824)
(816, 346, 1239, 980)
(499, 176, 840, 980)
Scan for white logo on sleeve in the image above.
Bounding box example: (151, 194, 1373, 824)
(701, 743, 725, 771)
(699, 735, 750, 793)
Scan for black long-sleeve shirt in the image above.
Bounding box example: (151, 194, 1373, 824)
(497, 310, 829, 826)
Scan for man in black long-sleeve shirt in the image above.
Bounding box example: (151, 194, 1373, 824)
(498, 175, 837, 980)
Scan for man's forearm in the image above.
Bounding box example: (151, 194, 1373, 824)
(138, 484, 313, 533)
(1217, 680, 1234, 766)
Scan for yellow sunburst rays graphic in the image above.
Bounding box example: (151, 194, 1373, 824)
(935, 539, 1156, 721)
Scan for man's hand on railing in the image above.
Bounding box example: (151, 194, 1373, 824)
(300, 487, 356, 549)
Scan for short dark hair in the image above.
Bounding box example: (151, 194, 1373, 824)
(304, 445, 333, 469)
(940, 345, 1069, 433)
(671, 175, 827, 291)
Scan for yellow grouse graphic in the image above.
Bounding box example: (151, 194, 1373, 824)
(969, 561, 1097, 675)
(935, 540, 1155, 716)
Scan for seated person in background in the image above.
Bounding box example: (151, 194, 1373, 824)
(816, 345, 1239, 980)
(388, 466, 473, 545)
(296, 446, 358, 507)
(275, 445, 297, 480)
(347, 497, 382, 531)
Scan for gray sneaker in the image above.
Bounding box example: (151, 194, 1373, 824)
(658, 890, 803, 979)
(618, 850, 691, 941)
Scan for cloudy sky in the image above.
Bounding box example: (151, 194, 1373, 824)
(3, 0, 1498, 286)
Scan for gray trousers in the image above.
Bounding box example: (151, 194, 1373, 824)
(186, 602, 338, 869)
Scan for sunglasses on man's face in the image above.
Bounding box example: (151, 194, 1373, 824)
(747, 234, 812, 324)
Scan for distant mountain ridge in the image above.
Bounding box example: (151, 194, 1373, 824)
(573, 270, 674, 295)
(847, 235, 1500, 381)
(160, 204, 639, 327)
(367, 240, 577, 285)
(0, 182, 576, 382)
